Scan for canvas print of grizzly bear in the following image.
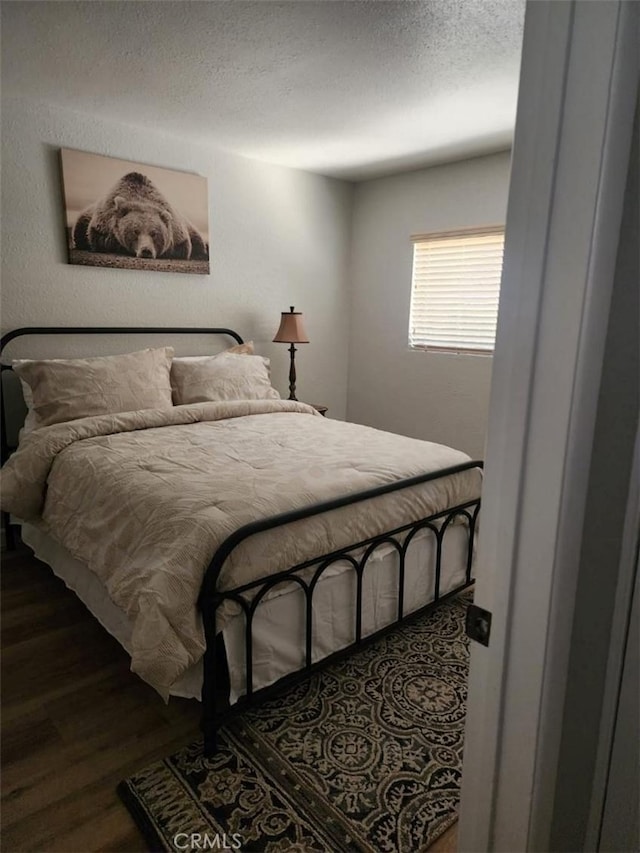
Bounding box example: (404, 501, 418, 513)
(61, 148, 210, 275)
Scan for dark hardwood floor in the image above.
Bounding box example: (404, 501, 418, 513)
(1, 545, 201, 852)
(1, 543, 458, 852)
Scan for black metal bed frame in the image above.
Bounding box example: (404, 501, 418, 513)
(0, 327, 482, 757)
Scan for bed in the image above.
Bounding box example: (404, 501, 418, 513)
(0, 327, 482, 756)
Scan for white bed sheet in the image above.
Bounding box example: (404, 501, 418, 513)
(21, 520, 471, 704)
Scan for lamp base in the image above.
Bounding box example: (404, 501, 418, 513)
(288, 343, 297, 401)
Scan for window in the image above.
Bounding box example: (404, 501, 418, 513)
(408, 227, 505, 354)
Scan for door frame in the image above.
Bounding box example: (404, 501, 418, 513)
(457, 2, 639, 850)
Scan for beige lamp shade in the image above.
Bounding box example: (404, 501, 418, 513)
(273, 306, 310, 344)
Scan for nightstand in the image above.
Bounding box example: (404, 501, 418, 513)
(310, 404, 328, 417)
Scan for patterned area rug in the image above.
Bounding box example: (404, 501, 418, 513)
(118, 591, 472, 852)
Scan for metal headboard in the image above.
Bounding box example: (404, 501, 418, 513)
(0, 326, 244, 464)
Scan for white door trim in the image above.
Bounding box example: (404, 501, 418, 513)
(458, 2, 639, 850)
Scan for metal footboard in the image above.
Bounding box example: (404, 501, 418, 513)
(198, 460, 482, 756)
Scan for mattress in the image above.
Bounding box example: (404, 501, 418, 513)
(21, 519, 470, 704)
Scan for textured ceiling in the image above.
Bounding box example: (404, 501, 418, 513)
(1, 0, 525, 180)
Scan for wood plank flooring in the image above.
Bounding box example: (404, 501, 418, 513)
(1, 544, 458, 852)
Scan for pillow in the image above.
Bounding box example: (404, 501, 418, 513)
(171, 351, 280, 405)
(14, 347, 174, 428)
(16, 341, 252, 436)
(172, 340, 255, 364)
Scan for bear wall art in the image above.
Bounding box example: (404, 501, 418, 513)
(60, 148, 210, 275)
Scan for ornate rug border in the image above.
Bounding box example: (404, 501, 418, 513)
(117, 777, 170, 853)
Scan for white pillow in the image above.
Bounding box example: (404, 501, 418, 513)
(171, 351, 280, 405)
(14, 347, 174, 429)
(15, 341, 253, 436)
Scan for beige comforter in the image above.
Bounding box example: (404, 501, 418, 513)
(0, 399, 481, 697)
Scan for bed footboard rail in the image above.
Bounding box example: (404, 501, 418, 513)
(198, 459, 483, 756)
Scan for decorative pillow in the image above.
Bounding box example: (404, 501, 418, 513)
(171, 351, 280, 405)
(14, 347, 174, 428)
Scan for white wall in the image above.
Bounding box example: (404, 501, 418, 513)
(346, 152, 511, 458)
(0, 97, 353, 417)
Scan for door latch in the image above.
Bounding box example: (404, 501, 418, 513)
(466, 603, 492, 646)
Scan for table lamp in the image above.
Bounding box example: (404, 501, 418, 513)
(273, 306, 309, 400)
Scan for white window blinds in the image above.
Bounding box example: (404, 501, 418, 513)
(408, 227, 505, 353)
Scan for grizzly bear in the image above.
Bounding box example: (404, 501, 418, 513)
(72, 172, 209, 261)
